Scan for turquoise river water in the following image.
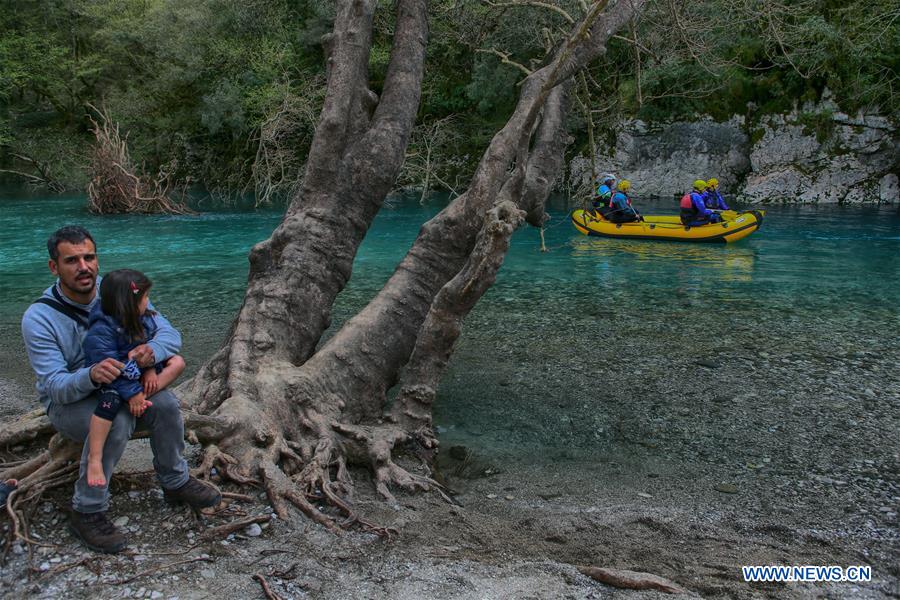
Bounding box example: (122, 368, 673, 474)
(1, 191, 898, 465)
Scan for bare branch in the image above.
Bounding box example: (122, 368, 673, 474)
(484, 0, 576, 24)
(476, 48, 533, 75)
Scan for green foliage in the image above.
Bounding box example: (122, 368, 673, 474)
(0, 0, 895, 193)
(465, 58, 520, 116)
(797, 110, 835, 144)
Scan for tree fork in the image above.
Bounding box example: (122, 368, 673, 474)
(180, 0, 430, 412)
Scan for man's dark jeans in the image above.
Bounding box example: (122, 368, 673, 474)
(47, 389, 189, 513)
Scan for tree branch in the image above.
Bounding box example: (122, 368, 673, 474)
(484, 0, 576, 24)
(353, 0, 430, 193)
(476, 48, 533, 76)
(299, 0, 377, 196)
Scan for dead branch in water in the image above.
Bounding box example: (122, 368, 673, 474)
(86, 104, 193, 215)
(0, 153, 65, 193)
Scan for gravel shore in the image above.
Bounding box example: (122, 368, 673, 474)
(2, 266, 898, 599)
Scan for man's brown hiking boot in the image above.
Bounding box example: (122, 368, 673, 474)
(69, 511, 127, 554)
(163, 476, 222, 510)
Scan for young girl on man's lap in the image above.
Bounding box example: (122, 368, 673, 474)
(82, 269, 184, 488)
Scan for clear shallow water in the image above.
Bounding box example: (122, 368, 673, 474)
(1, 191, 898, 459)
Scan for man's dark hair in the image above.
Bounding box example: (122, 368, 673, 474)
(47, 226, 95, 261)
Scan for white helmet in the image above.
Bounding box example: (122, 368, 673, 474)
(601, 173, 616, 183)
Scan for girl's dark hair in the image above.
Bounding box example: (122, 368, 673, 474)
(99, 269, 153, 342)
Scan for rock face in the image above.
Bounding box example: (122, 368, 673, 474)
(571, 102, 898, 204)
(570, 116, 751, 199)
(744, 111, 898, 203)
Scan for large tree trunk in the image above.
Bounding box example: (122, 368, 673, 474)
(180, 0, 430, 414)
(3, 0, 646, 534)
(173, 0, 645, 530)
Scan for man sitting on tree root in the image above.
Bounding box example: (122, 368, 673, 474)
(21, 226, 221, 553)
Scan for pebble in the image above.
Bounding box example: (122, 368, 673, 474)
(39, 562, 50, 572)
(486, 494, 497, 499)
(128, 491, 142, 500)
(200, 569, 216, 579)
(136, 587, 146, 597)
(715, 483, 738, 494)
(113, 516, 129, 527)
(504, 495, 514, 501)
(245, 523, 262, 537)
(637, 492, 652, 498)
(151, 592, 163, 599)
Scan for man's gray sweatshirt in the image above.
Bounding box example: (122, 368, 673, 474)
(21, 281, 181, 411)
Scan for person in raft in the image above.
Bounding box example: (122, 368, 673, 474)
(602, 179, 641, 223)
(704, 178, 730, 211)
(592, 173, 617, 213)
(22, 226, 220, 554)
(679, 180, 722, 227)
(82, 269, 186, 489)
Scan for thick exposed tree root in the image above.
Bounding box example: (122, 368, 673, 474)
(3, 435, 81, 548)
(333, 422, 450, 506)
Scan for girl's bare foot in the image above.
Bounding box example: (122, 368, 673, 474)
(87, 457, 106, 487)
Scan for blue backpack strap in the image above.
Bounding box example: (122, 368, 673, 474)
(33, 289, 89, 328)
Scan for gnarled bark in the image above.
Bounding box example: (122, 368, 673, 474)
(176, 0, 644, 532)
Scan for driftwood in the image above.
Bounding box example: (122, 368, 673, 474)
(86, 104, 193, 215)
(578, 565, 688, 594)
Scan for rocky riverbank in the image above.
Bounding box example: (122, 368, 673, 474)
(1, 302, 897, 599)
(570, 95, 898, 204)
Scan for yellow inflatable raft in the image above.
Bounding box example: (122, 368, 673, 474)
(570, 209, 765, 243)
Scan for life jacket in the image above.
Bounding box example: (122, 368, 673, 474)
(610, 191, 631, 209)
(680, 192, 702, 225)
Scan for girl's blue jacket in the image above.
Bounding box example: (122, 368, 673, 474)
(82, 305, 161, 400)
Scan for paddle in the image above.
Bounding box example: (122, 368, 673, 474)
(710, 209, 739, 221)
